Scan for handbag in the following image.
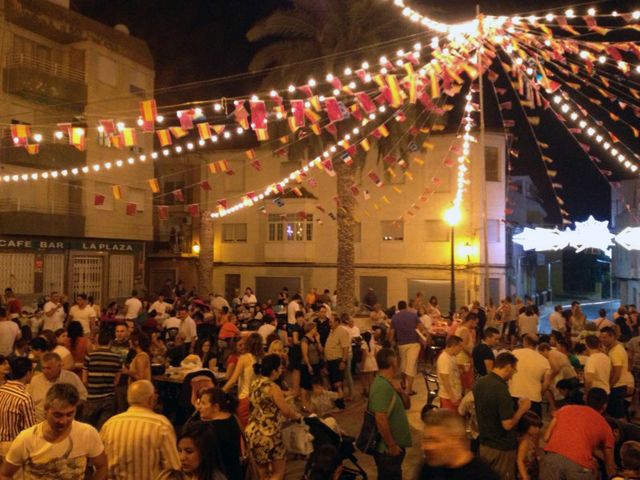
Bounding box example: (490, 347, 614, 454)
(355, 388, 397, 455)
(281, 420, 314, 456)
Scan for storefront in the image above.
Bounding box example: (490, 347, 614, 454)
(0, 236, 144, 306)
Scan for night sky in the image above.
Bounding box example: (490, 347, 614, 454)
(71, 0, 640, 226)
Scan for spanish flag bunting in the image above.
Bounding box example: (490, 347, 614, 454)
(197, 123, 212, 140)
(349, 104, 363, 122)
(387, 168, 396, 178)
(408, 76, 418, 104)
(632, 126, 640, 138)
(324, 97, 343, 122)
(372, 74, 386, 87)
(404, 171, 414, 181)
(385, 75, 403, 107)
(94, 194, 106, 207)
(139, 99, 157, 122)
(217, 199, 228, 209)
(355, 92, 377, 114)
(309, 96, 322, 112)
(173, 189, 184, 202)
(429, 71, 440, 98)
(360, 138, 370, 152)
(423, 141, 434, 150)
(176, 109, 194, 130)
(304, 109, 321, 124)
(208, 160, 229, 174)
(255, 129, 269, 141)
(169, 127, 188, 139)
(310, 123, 321, 135)
(287, 116, 299, 133)
(200, 180, 212, 191)
(322, 158, 335, 177)
(122, 128, 137, 147)
(250, 100, 267, 129)
(403, 62, 414, 76)
(11, 124, 30, 140)
(378, 124, 390, 138)
(25, 144, 39, 155)
(148, 178, 160, 193)
(291, 187, 303, 198)
(527, 117, 540, 126)
(157, 205, 169, 220)
(233, 102, 250, 129)
(212, 125, 226, 135)
(245, 149, 256, 160)
(156, 129, 172, 146)
(109, 133, 123, 149)
(71, 127, 86, 151)
(392, 186, 402, 194)
(112, 185, 122, 200)
(290, 99, 305, 127)
(325, 123, 337, 138)
(343, 155, 353, 166)
(279, 136, 289, 144)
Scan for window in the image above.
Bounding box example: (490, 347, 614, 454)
(488, 219, 501, 243)
(424, 220, 450, 242)
(381, 221, 404, 241)
(485, 146, 500, 182)
(352, 222, 362, 243)
(268, 214, 313, 241)
(222, 223, 248, 242)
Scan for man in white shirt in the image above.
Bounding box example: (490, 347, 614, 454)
(287, 296, 301, 325)
(549, 304, 566, 337)
(0, 383, 107, 480)
(437, 335, 463, 410)
(0, 308, 21, 357)
(177, 306, 197, 350)
(124, 290, 143, 324)
(257, 316, 277, 344)
(148, 294, 171, 323)
(68, 294, 96, 336)
(43, 292, 66, 331)
(27, 352, 88, 421)
(584, 335, 612, 394)
(211, 293, 230, 313)
(509, 335, 552, 418)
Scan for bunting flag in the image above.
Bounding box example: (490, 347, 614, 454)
(169, 126, 188, 139)
(290, 99, 305, 127)
(322, 158, 335, 176)
(99, 120, 116, 135)
(148, 178, 160, 193)
(157, 205, 169, 220)
(255, 129, 269, 141)
(10, 124, 30, 142)
(139, 99, 157, 122)
(109, 133, 123, 149)
(94, 194, 105, 206)
(156, 129, 172, 146)
(122, 128, 137, 147)
(71, 127, 86, 151)
(126, 203, 137, 216)
(360, 138, 371, 152)
(324, 97, 343, 122)
(188, 203, 200, 218)
(250, 100, 267, 129)
(368, 170, 384, 187)
(25, 144, 39, 155)
(197, 123, 212, 140)
(291, 187, 303, 197)
(250, 160, 262, 171)
(173, 189, 184, 202)
(111, 185, 122, 200)
(177, 109, 194, 130)
(212, 125, 226, 135)
(200, 180, 212, 191)
(208, 160, 229, 173)
(217, 199, 228, 209)
(386, 75, 403, 107)
(245, 149, 256, 160)
(233, 102, 250, 129)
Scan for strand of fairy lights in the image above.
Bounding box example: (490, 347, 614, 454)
(210, 46, 476, 219)
(2, 43, 432, 185)
(453, 92, 475, 210)
(500, 44, 640, 175)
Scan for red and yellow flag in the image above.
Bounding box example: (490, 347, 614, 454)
(148, 178, 160, 193)
(139, 99, 157, 122)
(208, 160, 229, 174)
(11, 124, 30, 139)
(197, 123, 212, 140)
(169, 126, 188, 139)
(122, 128, 137, 147)
(255, 129, 269, 141)
(25, 144, 39, 155)
(112, 185, 122, 200)
(385, 75, 402, 108)
(245, 149, 256, 160)
(156, 129, 172, 147)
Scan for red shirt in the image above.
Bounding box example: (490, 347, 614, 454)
(544, 405, 614, 469)
(218, 321, 240, 340)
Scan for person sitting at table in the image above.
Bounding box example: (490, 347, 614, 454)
(149, 330, 167, 364)
(195, 338, 217, 371)
(167, 334, 189, 367)
(224, 336, 245, 377)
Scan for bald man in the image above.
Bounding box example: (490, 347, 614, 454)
(99, 381, 180, 479)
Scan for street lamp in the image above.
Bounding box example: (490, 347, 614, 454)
(443, 206, 462, 317)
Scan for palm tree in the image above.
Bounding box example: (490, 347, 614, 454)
(247, 0, 420, 314)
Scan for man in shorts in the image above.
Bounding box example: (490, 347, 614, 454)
(389, 301, 427, 396)
(324, 314, 350, 408)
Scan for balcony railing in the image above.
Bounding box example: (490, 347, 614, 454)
(0, 198, 83, 216)
(5, 52, 85, 83)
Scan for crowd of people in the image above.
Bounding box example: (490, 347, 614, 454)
(2, 283, 640, 480)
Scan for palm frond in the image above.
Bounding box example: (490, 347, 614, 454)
(246, 10, 318, 43)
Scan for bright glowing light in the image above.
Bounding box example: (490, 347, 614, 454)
(443, 206, 462, 226)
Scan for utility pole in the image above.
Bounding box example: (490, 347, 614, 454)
(477, 5, 489, 304)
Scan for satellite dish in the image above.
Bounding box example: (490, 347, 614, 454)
(114, 24, 130, 35)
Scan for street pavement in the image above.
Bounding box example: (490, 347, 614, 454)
(538, 298, 620, 333)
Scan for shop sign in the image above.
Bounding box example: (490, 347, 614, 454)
(0, 237, 142, 252)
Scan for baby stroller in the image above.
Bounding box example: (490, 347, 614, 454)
(303, 416, 368, 480)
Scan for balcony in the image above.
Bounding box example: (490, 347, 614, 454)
(0, 198, 85, 237)
(0, 143, 86, 170)
(3, 53, 87, 111)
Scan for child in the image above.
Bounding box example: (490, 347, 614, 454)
(310, 376, 341, 417)
(359, 331, 380, 397)
(517, 411, 542, 480)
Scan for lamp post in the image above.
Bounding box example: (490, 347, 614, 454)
(443, 206, 462, 317)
